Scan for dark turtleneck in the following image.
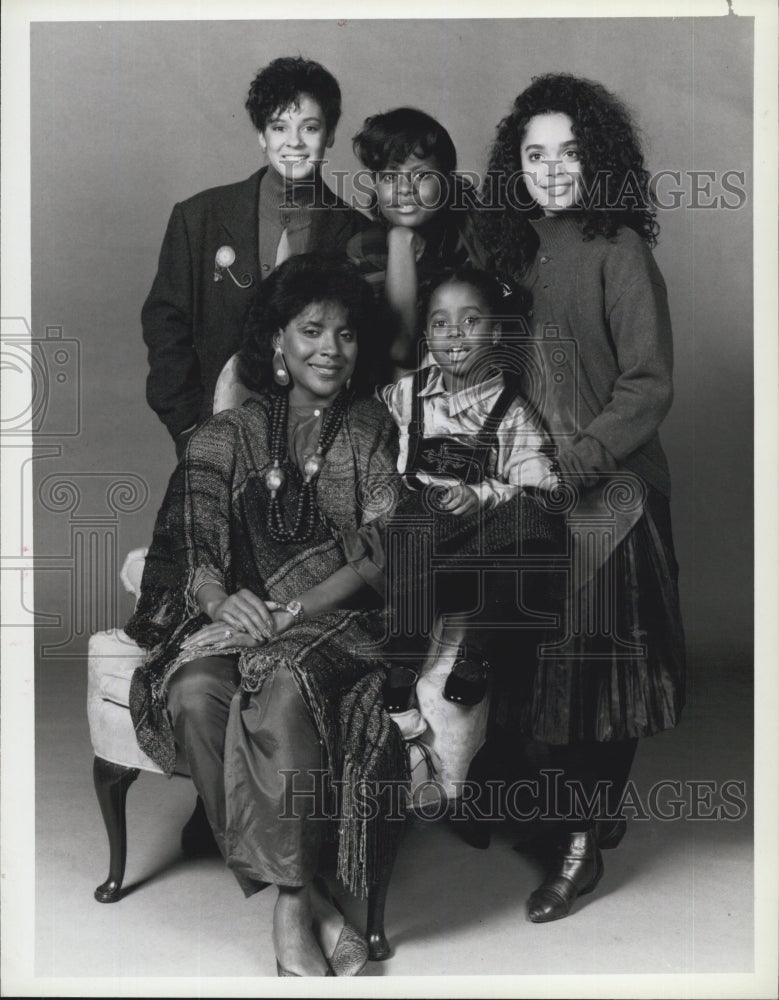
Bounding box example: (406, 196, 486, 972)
(258, 167, 319, 276)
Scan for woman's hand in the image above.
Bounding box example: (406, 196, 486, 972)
(180, 603, 293, 653)
(207, 588, 280, 642)
(180, 621, 265, 652)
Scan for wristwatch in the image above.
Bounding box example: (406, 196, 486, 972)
(285, 599, 305, 622)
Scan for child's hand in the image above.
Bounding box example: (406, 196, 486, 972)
(427, 477, 481, 516)
(447, 485, 481, 516)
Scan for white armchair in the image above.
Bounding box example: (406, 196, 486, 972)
(87, 363, 492, 959)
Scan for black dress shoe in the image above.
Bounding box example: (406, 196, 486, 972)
(181, 796, 220, 858)
(527, 829, 603, 923)
(443, 647, 490, 706)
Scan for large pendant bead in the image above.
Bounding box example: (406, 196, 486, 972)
(303, 452, 325, 482)
(265, 463, 286, 493)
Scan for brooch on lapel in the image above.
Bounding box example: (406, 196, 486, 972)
(213, 246, 253, 288)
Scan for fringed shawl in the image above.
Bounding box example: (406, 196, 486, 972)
(126, 394, 407, 894)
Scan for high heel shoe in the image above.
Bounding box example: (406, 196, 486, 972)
(527, 829, 603, 923)
(313, 877, 369, 976)
(443, 646, 490, 706)
(328, 923, 369, 976)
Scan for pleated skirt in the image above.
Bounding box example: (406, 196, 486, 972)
(498, 486, 687, 745)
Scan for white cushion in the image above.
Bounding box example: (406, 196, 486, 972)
(87, 629, 180, 774)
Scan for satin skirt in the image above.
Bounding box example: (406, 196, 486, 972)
(167, 656, 325, 896)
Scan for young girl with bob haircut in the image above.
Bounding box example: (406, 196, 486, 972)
(350, 107, 485, 366)
(480, 72, 686, 922)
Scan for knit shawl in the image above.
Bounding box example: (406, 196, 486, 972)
(126, 394, 408, 894)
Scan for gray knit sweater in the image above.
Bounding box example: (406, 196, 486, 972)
(523, 215, 674, 497)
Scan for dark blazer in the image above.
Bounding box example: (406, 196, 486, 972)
(142, 166, 370, 441)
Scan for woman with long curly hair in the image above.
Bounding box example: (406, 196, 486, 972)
(479, 73, 686, 922)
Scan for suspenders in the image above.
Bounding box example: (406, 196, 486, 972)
(404, 369, 518, 487)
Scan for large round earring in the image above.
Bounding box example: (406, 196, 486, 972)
(273, 347, 290, 386)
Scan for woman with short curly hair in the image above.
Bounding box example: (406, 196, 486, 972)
(142, 56, 368, 458)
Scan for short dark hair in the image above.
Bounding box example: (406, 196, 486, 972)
(352, 107, 457, 176)
(239, 253, 387, 397)
(245, 57, 342, 134)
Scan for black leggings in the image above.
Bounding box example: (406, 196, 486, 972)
(543, 738, 639, 828)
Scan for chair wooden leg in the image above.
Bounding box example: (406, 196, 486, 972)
(365, 819, 404, 961)
(93, 755, 140, 902)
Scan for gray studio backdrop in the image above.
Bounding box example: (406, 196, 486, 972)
(30, 17, 753, 665)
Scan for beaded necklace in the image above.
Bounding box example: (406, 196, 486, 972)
(264, 388, 349, 543)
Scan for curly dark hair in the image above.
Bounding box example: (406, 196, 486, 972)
(479, 73, 659, 282)
(238, 253, 387, 398)
(245, 57, 342, 134)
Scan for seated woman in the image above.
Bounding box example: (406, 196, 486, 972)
(126, 253, 404, 977)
